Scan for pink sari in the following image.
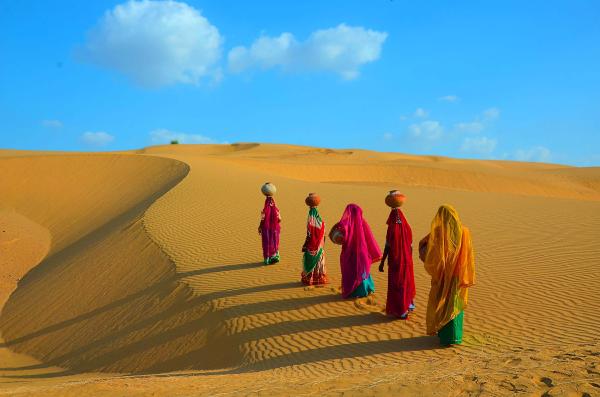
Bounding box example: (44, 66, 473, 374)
(260, 197, 281, 263)
(338, 204, 382, 298)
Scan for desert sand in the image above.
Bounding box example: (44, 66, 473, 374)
(1, 144, 599, 396)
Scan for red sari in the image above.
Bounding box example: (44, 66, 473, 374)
(385, 208, 416, 317)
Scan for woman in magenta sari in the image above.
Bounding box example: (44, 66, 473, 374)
(330, 204, 382, 298)
(379, 191, 416, 319)
(258, 183, 281, 265)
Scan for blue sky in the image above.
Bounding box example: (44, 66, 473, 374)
(1, 0, 599, 165)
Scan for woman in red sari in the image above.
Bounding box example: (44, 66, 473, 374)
(258, 183, 281, 265)
(379, 191, 416, 319)
(301, 193, 328, 285)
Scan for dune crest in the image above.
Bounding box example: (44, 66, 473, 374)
(0, 154, 240, 374)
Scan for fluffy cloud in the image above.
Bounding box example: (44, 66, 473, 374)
(438, 95, 459, 102)
(150, 129, 222, 144)
(455, 121, 485, 133)
(483, 107, 500, 120)
(228, 24, 387, 79)
(42, 119, 63, 128)
(454, 107, 500, 134)
(408, 121, 443, 141)
(81, 131, 114, 146)
(80, 0, 223, 87)
(515, 146, 552, 163)
(461, 136, 497, 155)
(383, 132, 394, 141)
(414, 108, 428, 118)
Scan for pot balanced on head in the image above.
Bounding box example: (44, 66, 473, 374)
(385, 190, 406, 208)
(261, 182, 277, 197)
(305, 192, 321, 207)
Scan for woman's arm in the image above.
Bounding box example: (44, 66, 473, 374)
(379, 243, 389, 272)
(302, 229, 310, 252)
(418, 234, 430, 262)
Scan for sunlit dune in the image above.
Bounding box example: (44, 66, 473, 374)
(1, 144, 599, 396)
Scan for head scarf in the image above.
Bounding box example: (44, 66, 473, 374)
(305, 207, 325, 252)
(303, 207, 325, 274)
(262, 197, 280, 232)
(424, 205, 475, 335)
(338, 204, 382, 298)
(385, 208, 416, 316)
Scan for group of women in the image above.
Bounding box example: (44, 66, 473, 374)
(258, 182, 475, 346)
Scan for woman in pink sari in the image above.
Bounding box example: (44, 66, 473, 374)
(258, 184, 281, 265)
(330, 204, 382, 298)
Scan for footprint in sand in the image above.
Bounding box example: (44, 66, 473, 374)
(353, 296, 384, 313)
(503, 357, 522, 366)
(539, 376, 554, 388)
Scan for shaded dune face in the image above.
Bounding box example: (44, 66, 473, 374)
(0, 154, 241, 373)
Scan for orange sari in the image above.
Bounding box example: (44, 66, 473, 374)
(422, 205, 475, 335)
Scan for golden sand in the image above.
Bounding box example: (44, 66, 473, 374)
(1, 144, 599, 396)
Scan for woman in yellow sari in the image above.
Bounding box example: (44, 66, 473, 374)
(419, 205, 475, 346)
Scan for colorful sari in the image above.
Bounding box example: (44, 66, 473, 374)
(301, 207, 328, 285)
(260, 196, 281, 264)
(422, 205, 475, 345)
(337, 204, 382, 298)
(385, 208, 416, 318)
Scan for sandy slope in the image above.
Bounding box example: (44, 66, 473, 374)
(1, 144, 599, 396)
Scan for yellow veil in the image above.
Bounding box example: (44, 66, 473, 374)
(424, 205, 475, 335)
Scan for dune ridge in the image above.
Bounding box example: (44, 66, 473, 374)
(0, 154, 233, 375)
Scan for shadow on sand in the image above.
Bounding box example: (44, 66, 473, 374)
(1, 259, 438, 379)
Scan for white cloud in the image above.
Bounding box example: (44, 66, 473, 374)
(438, 95, 459, 102)
(454, 107, 500, 134)
(461, 136, 497, 155)
(483, 107, 500, 120)
(150, 129, 222, 144)
(515, 146, 552, 163)
(383, 132, 394, 141)
(42, 119, 63, 128)
(414, 108, 428, 118)
(455, 121, 485, 133)
(81, 131, 114, 146)
(80, 0, 223, 87)
(408, 121, 443, 141)
(228, 24, 387, 79)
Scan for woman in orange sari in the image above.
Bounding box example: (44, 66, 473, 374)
(419, 205, 475, 346)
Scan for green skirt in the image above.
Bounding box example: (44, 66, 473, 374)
(349, 274, 375, 298)
(438, 310, 464, 345)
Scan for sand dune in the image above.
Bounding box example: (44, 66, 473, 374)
(1, 144, 599, 396)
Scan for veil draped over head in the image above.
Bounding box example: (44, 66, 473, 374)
(338, 204, 382, 298)
(424, 205, 475, 335)
(262, 197, 280, 232)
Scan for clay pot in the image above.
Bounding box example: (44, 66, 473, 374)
(261, 182, 277, 196)
(385, 190, 406, 208)
(329, 223, 345, 245)
(305, 193, 321, 207)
